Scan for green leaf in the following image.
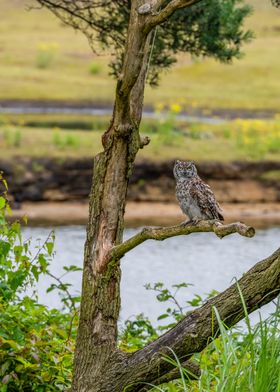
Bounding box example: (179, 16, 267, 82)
(157, 313, 169, 321)
(9, 270, 26, 291)
(38, 254, 48, 272)
(1, 339, 21, 351)
(63, 265, 82, 272)
(13, 245, 23, 260)
(46, 241, 54, 256)
(0, 197, 6, 210)
(31, 266, 39, 282)
(0, 241, 11, 258)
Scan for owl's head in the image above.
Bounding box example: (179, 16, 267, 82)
(173, 160, 197, 180)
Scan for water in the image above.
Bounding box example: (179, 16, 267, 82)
(22, 225, 279, 325)
(0, 105, 224, 124)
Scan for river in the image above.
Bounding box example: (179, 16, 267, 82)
(22, 225, 279, 326)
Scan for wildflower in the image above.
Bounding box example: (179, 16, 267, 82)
(170, 103, 182, 114)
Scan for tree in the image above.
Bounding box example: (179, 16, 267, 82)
(33, 1, 280, 391)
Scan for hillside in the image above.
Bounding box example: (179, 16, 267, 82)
(0, 0, 279, 110)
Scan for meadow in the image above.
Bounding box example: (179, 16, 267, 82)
(0, 0, 279, 111)
(0, 112, 279, 161)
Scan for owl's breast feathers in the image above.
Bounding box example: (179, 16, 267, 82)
(189, 176, 224, 221)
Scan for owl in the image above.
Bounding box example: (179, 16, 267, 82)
(174, 160, 224, 222)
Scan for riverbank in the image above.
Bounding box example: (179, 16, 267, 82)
(12, 201, 280, 228)
(1, 158, 279, 204)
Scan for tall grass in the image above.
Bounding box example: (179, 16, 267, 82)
(151, 299, 280, 391)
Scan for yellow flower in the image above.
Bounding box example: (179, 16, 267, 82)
(170, 103, 182, 114)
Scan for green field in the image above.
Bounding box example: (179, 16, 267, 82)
(0, 114, 279, 161)
(0, 0, 279, 111)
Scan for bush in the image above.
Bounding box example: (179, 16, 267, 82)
(0, 178, 79, 391)
(89, 62, 102, 75)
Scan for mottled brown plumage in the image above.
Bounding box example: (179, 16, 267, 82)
(174, 160, 224, 221)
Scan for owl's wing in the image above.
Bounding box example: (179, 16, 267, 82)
(190, 177, 224, 220)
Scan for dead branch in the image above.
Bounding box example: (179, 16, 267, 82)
(110, 220, 255, 260)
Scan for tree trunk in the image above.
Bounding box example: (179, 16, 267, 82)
(71, 5, 152, 391)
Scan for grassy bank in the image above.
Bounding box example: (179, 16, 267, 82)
(0, 114, 279, 161)
(0, 1, 279, 110)
(120, 283, 280, 392)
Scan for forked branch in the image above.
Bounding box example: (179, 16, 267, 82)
(110, 220, 255, 260)
(146, 0, 202, 29)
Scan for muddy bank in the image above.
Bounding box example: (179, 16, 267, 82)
(0, 158, 279, 206)
(12, 201, 280, 228)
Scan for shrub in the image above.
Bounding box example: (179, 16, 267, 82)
(36, 43, 59, 69)
(89, 62, 102, 75)
(0, 178, 79, 391)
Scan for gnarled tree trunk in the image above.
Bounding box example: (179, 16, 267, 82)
(71, 5, 152, 391)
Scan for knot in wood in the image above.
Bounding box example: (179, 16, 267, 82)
(138, 0, 157, 14)
(140, 135, 151, 148)
(138, 3, 152, 14)
(115, 123, 133, 138)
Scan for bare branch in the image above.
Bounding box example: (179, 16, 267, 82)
(110, 221, 255, 260)
(118, 247, 280, 391)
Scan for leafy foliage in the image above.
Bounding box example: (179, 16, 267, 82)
(119, 281, 218, 351)
(119, 282, 280, 392)
(35, 0, 253, 86)
(0, 178, 79, 391)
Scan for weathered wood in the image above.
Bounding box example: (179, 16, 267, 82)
(110, 220, 255, 260)
(71, 3, 153, 391)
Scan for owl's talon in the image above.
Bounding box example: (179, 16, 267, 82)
(181, 219, 192, 226)
(191, 218, 202, 225)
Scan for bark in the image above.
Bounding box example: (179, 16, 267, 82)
(71, 3, 153, 391)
